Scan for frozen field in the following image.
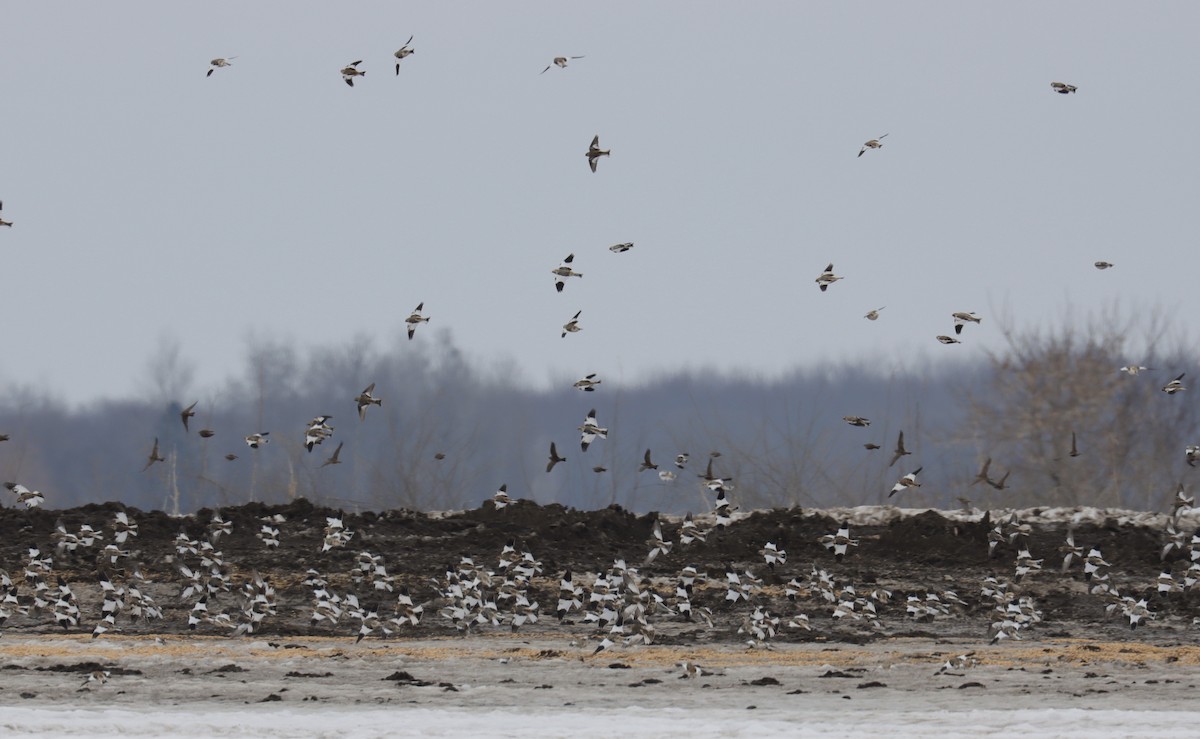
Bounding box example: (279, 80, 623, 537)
(3, 634, 1200, 737)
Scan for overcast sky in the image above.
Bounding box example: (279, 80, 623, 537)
(2, 2, 1196, 406)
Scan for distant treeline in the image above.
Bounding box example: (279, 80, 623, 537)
(1, 313, 1196, 515)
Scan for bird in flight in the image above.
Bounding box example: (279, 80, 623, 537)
(562, 310, 582, 338)
(245, 432, 270, 449)
(815, 263, 842, 292)
(889, 431, 911, 468)
(937, 335, 962, 345)
(356, 383, 382, 419)
(864, 307, 885, 321)
(1162, 373, 1187, 395)
(180, 401, 197, 431)
(1094, 261, 1114, 270)
(321, 441, 344, 468)
(639, 449, 657, 472)
(578, 409, 608, 452)
(952, 312, 981, 335)
(609, 242, 634, 253)
(574, 373, 601, 392)
(0, 201, 12, 227)
(142, 438, 165, 471)
(858, 133, 888, 157)
(206, 57, 236, 77)
(586, 135, 610, 173)
(1051, 81, 1077, 94)
(843, 416, 870, 427)
(888, 467, 922, 498)
(552, 254, 583, 292)
(406, 303, 429, 340)
(1119, 365, 1153, 375)
(546, 442, 566, 473)
(341, 61, 365, 87)
(394, 36, 415, 75)
(542, 55, 584, 74)
(971, 458, 992, 486)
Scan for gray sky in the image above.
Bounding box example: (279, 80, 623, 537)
(3, 2, 1196, 405)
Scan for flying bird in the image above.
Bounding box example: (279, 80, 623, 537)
(406, 303, 429, 340)
(578, 409, 608, 452)
(206, 57, 236, 77)
(341, 60, 365, 87)
(198, 429, 215, 438)
(1094, 261, 1114, 270)
(245, 432, 270, 449)
(843, 416, 870, 427)
(0, 201, 10, 227)
(546, 442, 566, 473)
(639, 449, 657, 472)
(1119, 365, 1154, 375)
(574, 373, 601, 392)
(864, 307, 885, 321)
(394, 36, 415, 74)
(609, 242, 634, 253)
(142, 438, 165, 471)
(561, 310, 582, 338)
(971, 458, 992, 487)
(1069, 431, 1080, 458)
(1162, 373, 1187, 395)
(1050, 81, 1077, 94)
(936, 335, 962, 345)
(1186, 446, 1199, 469)
(356, 383, 382, 419)
(815, 263, 842, 292)
(952, 312, 981, 335)
(552, 254, 582, 292)
(675, 453, 689, 469)
(586, 135, 610, 173)
(858, 133, 888, 157)
(541, 55, 584, 74)
(321, 442, 344, 468)
(889, 431, 911, 468)
(888, 467, 923, 498)
(180, 401, 197, 431)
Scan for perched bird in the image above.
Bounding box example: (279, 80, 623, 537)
(180, 401, 197, 431)
(561, 310, 582, 338)
(1094, 261, 1114, 270)
(541, 55, 584, 74)
(639, 449, 657, 472)
(321, 442, 344, 468)
(245, 432, 270, 449)
(952, 312, 981, 335)
(936, 335, 962, 345)
(843, 416, 870, 427)
(858, 133, 888, 157)
(864, 307, 885, 321)
(889, 467, 923, 497)
(1050, 81, 1077, 94)
(206, 57, 236, 77)
(609, 242, 634, 253)
(574, 373, 601, 392)
(341, 60, 365, 87)
(586, 135, 610, 173)
(1119, 365, 1154, 375)
(356, 383, 382, 419)
(394, 35, 415, 74)
(889, 431, 911, 468)
(815, 263, 842, 292)
(578, 409, 607, 452)
(552, 254, 583, 292)
(0, 201, 11, 228)
(405, 303, 429, 340)
(1162, 373, 1187, 395)
(142, 438, 166, 471)
(546, 442, 566, 473)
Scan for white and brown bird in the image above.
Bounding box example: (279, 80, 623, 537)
(937, 335, 961, 345)
(341, 60, 365, 87)
(394, 35, 415, 74)
(858, 133, 888, 157)
(492, 484, 511, 509)
(1186, 447, 1200, 469)
(542, 55, 584, 74)
(1162, 373, 1187, 395)
(552, 254, 582, 292)
(356, 383, 382, 419)
(1051, 81, 1077, 94)
(952, 312, 981, 335)
(574, 373, 601, 392)
(405, 302, 429, 340)
(864, 306, 885, 321)
(578, 409, 607, 452)
(609, 242, 634, 253)
(815, 263, 842, 292)
(1119, 365, 1153, 375)
(142, 438, 165, 471)
(206, 57, 236, 77)
(888, 467, 923, 498)
(586, 135, 609, 173)
(561, 310, 582, 338)
(843, 416, 870, 427)
(245, 432, 270, 449)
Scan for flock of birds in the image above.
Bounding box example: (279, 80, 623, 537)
(1, 35, 1198, 682)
